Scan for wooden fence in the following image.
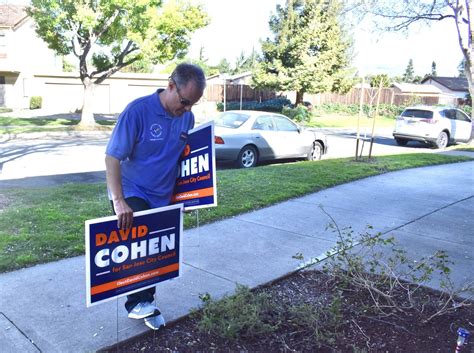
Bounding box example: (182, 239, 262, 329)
(206, 85, 455, 106)
(205, 84, 276, 102)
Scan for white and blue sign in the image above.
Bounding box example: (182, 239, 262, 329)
(173, 121, 217, 210)
(85, 204, 183, 307)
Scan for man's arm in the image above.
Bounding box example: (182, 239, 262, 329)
(105, 155, 133, 229)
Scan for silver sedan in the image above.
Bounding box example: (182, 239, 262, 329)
(213, 110, 328, 168)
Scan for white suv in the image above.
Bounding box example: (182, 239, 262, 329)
(393, 106, 473, 149)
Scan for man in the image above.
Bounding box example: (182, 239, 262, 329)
(105, 63, 206, 330)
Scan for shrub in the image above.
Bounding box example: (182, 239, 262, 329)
(195, 285, 278, 340)
(29, 96, 42, 110)
(282, 104, 312, 123)
(316, 207, 473, 323)
(460, 104, 471, 116)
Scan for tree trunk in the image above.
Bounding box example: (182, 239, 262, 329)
(295, 91, 304, 105)
(79, 79, 97, 128)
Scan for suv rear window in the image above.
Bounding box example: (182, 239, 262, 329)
(401, 109, 433, 119)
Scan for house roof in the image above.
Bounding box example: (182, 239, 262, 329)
(392, 82, 441, 94)
(421, 76, 469, 92)
(0, 4, 28, 28)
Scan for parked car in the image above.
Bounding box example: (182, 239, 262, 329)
(393, 105, 473, 149)
(213, 110, 328, 168)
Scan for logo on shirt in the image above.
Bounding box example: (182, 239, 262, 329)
(150, 124, 163, 139)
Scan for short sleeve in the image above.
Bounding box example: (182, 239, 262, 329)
(105, 108, 140, 161)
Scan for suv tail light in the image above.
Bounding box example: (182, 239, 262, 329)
(215, 136, 225, 144)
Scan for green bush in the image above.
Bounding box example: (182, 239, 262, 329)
(196, 285, 277, 340)
(29, 96, 42, 110)
(282, 104, 312, 123)
(460, 105, 471, 116)
(217, 97, 291, 113)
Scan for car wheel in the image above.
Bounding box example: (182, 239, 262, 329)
(395, 138, 408, 146)
(237, 145, 258, 168)
(307, 141, 323, 161)
(434, 131, 449, 149)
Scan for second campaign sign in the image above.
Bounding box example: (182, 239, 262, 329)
(172, 121, 217, 210)
(85, 204, 183, 307)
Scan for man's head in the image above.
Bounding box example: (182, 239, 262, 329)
(165, 63, 206, 117)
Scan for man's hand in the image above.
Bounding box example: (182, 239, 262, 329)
(113, 198, 134, 229)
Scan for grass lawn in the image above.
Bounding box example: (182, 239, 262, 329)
(0, 116, 114, 134)
(1, 112, 397, 135)
(0, 153, 471, 273)
(306, 113, 397, 129)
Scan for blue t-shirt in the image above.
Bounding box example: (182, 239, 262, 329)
(106, 90, 195, 208)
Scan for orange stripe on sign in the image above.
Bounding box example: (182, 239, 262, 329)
(172, 187, 214, 202)
(91, 263, 179, 295)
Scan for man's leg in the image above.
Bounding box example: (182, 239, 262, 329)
(110, 197, 156, 314)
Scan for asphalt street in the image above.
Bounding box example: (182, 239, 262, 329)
(0, 127, 462, 185)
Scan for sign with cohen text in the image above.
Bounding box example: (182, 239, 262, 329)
(85, 204, 183, 307)
(173, 121, 217, 210)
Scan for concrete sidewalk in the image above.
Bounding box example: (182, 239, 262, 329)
(1, 161, 473, 353)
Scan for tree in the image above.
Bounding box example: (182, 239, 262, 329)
(357, 0, 473, 113)
(431, 61, 437, 76)
(403, 58, 414, 82)
(369, 74, 390, 88)
(253, 0, 354, 105)
(27, 0, 208, 127)
(233, 48, 259, 74)
(119, 59, 153, 73)
(458, 58, 466, 78)
(215, 58, 232, 74)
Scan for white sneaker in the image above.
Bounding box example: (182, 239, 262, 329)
(128, 302, 159, 319)
(144, 313, 166, 331)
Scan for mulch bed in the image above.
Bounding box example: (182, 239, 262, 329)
(101, 269, 474, 352)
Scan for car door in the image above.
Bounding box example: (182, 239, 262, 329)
(272, 115, 307, 157)
(251, 115, 279, 159)
(453, 109, 472, 142)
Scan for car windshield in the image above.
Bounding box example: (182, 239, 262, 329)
(401, 109, 433, 119)
(214, 112, 250, 129)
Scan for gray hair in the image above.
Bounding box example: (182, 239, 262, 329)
(170, 63, 206, 91)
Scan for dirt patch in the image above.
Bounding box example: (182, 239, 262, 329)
(100, 270, 474, 352)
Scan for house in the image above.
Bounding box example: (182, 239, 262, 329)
(391, 82, 456, 105)
(0, 4, 62, 108)
(421, 76, 469, 101)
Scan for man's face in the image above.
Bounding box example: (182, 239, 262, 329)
(168, 79, 203, 117)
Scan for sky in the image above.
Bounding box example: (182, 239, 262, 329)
(188, 0, 463, 77)
(9, 0, 463, 77)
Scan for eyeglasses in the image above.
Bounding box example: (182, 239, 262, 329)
(171, 77, 193, 107)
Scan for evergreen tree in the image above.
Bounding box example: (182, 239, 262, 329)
(458, 59, 466, 78)
(403, 59, 415, 82)
(233, 48, 259, 74)
(253, 0, 354, 104)
(431, 61, 437, 76)
(216, 58, 232, 74)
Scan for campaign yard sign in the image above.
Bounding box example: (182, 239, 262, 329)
(85, 204, 183, 307)
(172, 121, 217, 210)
